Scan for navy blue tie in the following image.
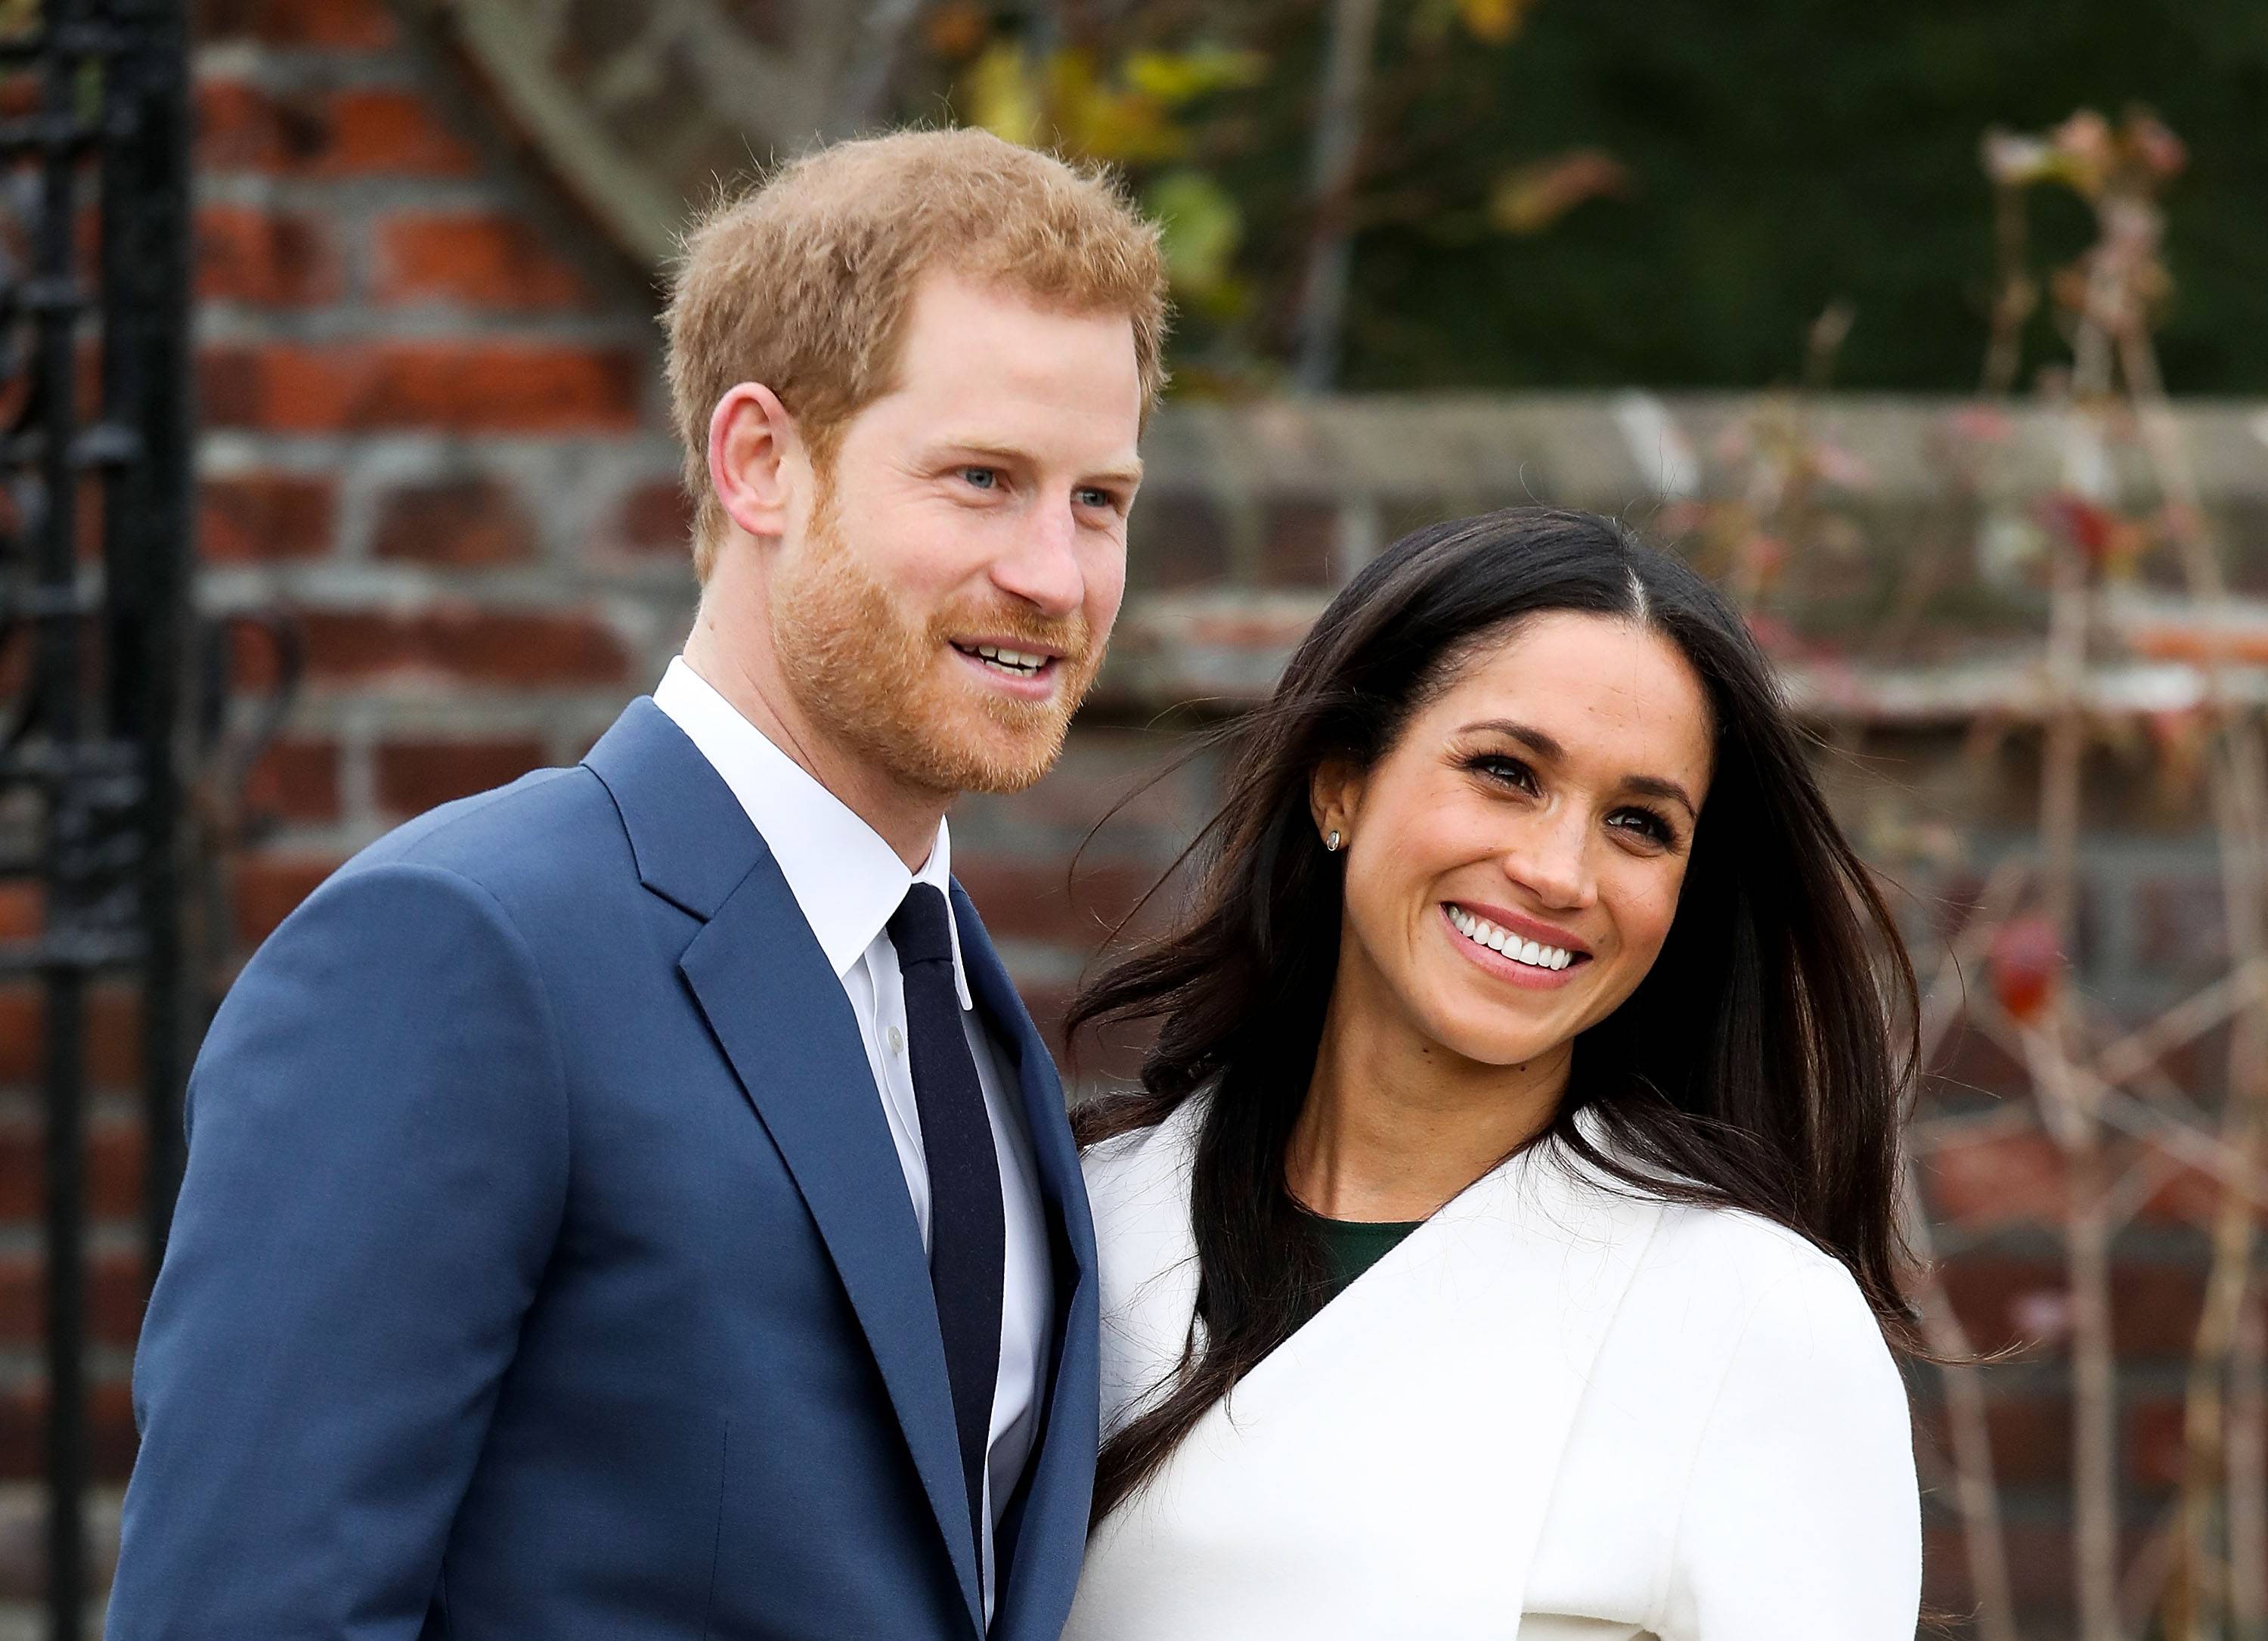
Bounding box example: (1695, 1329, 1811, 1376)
(888, 884, 1005, 1582)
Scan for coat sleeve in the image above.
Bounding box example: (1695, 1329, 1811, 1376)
(1655, 1251, 1922, 1640)
(107, 861, 572, 1640)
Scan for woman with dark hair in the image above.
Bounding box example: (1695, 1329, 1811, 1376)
(1060, 508, 1922, 1639)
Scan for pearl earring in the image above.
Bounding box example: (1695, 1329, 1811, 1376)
(1325, 830, 1343, 853)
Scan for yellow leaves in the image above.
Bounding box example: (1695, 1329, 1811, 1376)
(1049, 49, 1182, 163)
(966, 41, 1046, 147)
(1122, 46, 1267, 107)
(957, 38, 1257, 312)
(960, 42, 1264, 167)
(1455, 0, 1538, 44)
(1145, 169, 1247, 314)
(1488, 148, 1628, 234)
(1412, 0, 1538, 45)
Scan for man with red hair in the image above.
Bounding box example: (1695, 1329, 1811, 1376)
(111, 128, 1167, 1641)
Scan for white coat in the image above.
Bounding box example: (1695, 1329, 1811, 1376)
(1062, 1096, 1922, 1641)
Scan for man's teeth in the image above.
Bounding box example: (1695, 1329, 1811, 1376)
(968, 644, 1048, 675)
(1446, 905, 1573, 971)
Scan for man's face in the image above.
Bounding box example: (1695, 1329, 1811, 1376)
(769, 270, 1145, 799)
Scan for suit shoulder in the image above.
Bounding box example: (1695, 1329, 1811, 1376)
(342, 764, 627, 901)
(245, 766, 637, 979)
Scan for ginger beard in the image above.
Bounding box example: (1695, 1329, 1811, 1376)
(769, 476, 1103, 798)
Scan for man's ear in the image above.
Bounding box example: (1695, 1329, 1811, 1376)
(1309, 755, 1363, 846)
(707, 382, 800, 541)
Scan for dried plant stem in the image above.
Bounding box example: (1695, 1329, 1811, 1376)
(1907, 1183, 2023, 1641)
(2231, 1298, 2266, 1638)
(2174, 746, 2266, 1640)
(1290, 0, 1383, 392)
(1949, 116, 2268, 1639)
(2036, 427, 2121, 1636)
(2038, 259, 2131, 1635)
(2068, 1135, 2125, 1641)
(1980, 179, 2033, 396)
(1906, 865, 2027, 1640)
(2124, 1500, 2191, 1636)
(2110, 319, 2268, 1641)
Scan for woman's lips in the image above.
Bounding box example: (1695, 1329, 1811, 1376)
(1439, 902, 1583, 990)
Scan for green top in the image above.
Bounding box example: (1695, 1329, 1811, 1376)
(1300, 1208, 1426, 1301)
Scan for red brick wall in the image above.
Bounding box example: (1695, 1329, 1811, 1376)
(0, 0, 2253, 1628)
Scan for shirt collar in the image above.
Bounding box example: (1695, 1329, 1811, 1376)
(653, 656, 974, 1010)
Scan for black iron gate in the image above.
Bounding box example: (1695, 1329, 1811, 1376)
(0, 0, 193, 1633)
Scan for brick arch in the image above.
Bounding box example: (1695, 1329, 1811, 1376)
(409, 0, 872, 268)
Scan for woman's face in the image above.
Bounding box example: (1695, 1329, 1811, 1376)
(1317, 611, 1715, 1072)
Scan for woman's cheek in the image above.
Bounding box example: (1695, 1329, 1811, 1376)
(1627, 878, 1684, 959)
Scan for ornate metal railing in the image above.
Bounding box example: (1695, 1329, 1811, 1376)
(0, 0, 191, 1630)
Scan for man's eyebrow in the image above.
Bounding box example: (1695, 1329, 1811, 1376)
(1458, 718, 1699, 818)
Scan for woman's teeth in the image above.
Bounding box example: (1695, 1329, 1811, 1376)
(1446, 904, 1574, 971)
(962, 644, 1048, 676)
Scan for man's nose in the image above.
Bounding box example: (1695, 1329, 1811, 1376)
(990, 499, 1086, 619)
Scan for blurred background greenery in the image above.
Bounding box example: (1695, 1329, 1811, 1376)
(903, 0, 2268, 394)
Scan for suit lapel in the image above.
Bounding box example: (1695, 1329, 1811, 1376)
(587, 702, 983, 1634)
(951, 887, 1101, 1641)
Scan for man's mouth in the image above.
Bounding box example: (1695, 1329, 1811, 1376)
(950, 641, 1058, 680)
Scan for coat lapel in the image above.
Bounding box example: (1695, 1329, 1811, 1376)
(587, 701, 982, 1634)
(1072, 1100, 1662, 1641)
(950, 886, 1101, 1641)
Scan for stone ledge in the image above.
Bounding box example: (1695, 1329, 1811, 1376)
(1134, 392, 2268, 505)
(1101, 585, 2268, 723)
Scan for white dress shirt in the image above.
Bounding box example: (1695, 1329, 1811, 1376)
(655, 656, 1053, 1625)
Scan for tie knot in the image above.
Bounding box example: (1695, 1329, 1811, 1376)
(888, 883, 956, 969)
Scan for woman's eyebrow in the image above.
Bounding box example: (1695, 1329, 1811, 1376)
(1458, 718, 1566, 760)
(1458, 718, 1698, 818)
(1622, 774, 1699, 820)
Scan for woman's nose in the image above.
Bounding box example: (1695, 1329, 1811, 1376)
(1504, 814, 1595, 911)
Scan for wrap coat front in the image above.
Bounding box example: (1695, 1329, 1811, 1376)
(1064, 1098, 1921, 1641)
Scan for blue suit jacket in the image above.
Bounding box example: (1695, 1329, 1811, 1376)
(109, 700, 1101, 1641)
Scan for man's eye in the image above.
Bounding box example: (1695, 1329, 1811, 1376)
(962, 467, 999, 490)
(1075, 487, 1117, 510)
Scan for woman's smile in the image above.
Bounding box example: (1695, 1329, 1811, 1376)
(1439, 902, 1588, 988)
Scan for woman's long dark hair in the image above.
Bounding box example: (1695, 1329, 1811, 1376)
(1068, 507, 1922, 1523)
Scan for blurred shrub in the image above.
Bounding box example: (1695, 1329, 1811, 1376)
(912, 1, 2268, 395)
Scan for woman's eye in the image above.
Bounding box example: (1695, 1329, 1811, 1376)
(1609, 809, 1674, 846)
(1467, 754, 1535, 791)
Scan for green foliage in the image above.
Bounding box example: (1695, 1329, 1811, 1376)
(913, 0, 2268, 393)
(1145, 169, 1247, 316)
(1336, 0, 2268, 392)
(918, 0, 1588, 387)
